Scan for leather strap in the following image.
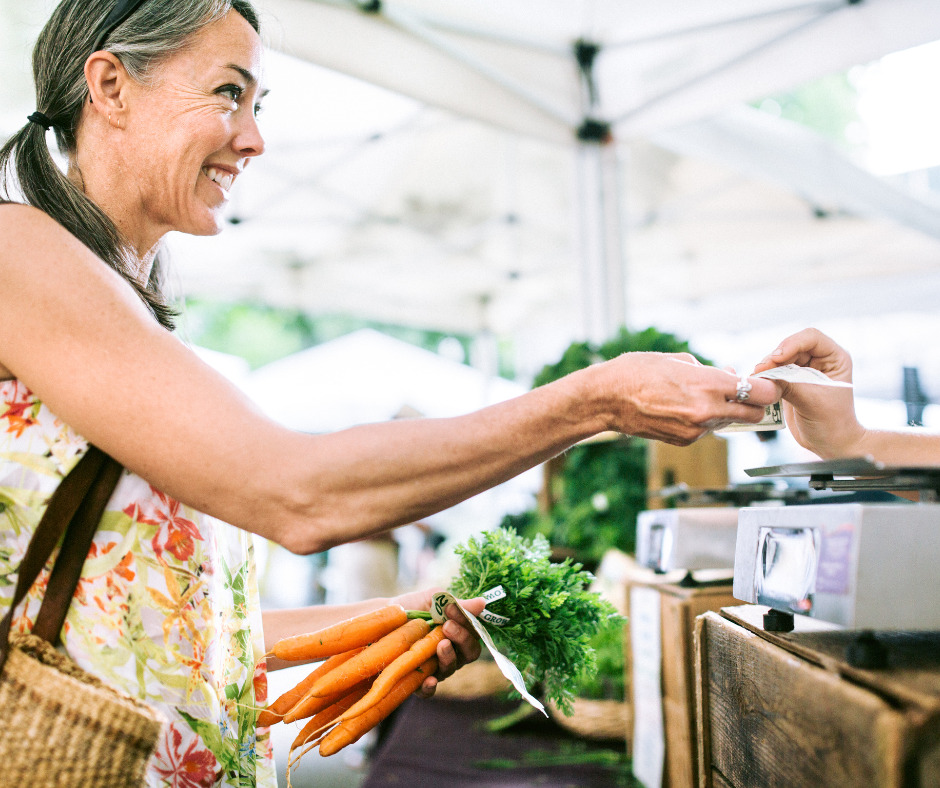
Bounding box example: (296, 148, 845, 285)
(0, 446, 123, 673)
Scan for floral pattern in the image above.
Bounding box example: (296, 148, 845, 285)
(0, 380, 275, 787)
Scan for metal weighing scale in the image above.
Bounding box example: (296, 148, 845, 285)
(733, 459, 940, 667)
(636, 482, 812, 575)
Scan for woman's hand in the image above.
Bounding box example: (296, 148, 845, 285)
(753, 328, 865, 459)
(592, 352, 780, 444)
(392, 588, 484, 697)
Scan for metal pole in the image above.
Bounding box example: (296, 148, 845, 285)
(575, 138, 627, 343)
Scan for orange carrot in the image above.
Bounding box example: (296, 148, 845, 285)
(334, 626, 445, 725)
(272, 604, 410, 662)
(305, 617, 430, 699)
(282, 620, 427, 723)
(306, 618, 430, 699)
(290, 680, 372, 752)
(318, 657, 438, 757)
(257, 647, 363, 727)
(282, 686, 348, 726)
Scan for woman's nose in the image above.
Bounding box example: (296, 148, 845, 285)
(236, 112, 265, 158)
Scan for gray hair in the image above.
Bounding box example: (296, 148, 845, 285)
(0, 0, 261, 330)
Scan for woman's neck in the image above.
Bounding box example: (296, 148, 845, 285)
(67, 159, 156, 285)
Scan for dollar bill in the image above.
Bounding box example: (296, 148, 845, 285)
(715, 401, 785, 433)
(715, 364, 850, 433)
(752, 363, 853, 387)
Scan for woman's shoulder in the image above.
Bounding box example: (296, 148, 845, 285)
(0, 202, 94, 275)
(0, 200, 58, 225)
(0, 202, 67, 245)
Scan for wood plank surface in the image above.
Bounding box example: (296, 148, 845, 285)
(699, 611, 905, 788)
(721, 605, 940, 713)
(661, 586, 738, 788)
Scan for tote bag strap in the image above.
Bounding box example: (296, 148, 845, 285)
(0, 446, 123, 673)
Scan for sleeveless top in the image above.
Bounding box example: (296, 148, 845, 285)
(0, 380, 277, 788)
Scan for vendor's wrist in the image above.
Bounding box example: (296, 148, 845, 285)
(839, 424, 872, 460)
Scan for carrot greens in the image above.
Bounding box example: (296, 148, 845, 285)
(448, 528, 622, 714)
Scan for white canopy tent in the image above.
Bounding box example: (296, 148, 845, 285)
(258, 0, 940, 342)
(259, 0, 940, 145)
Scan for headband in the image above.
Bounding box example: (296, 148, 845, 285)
(91, 0, 151, 54)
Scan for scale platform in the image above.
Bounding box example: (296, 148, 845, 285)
(746, 458, 940, 500)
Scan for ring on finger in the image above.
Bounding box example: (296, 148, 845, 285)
(735, 376, 752, 403)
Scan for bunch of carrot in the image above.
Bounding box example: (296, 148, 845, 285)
(258, 603, 446, 765)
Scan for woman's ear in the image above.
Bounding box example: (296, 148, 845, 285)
(84, 51, 130, 127)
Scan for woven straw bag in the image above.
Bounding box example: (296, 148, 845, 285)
(0, 446, 166, 787)
(547, 696, 631, 741)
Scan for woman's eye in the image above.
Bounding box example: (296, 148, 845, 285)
(253, 102, 264, 119)
(218, 85, 242, 103)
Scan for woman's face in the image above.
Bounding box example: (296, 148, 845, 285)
(114, 10, 266, 246)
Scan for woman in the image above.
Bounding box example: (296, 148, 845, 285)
(757, 328, 940, 465)
(0, 1, 778, 785)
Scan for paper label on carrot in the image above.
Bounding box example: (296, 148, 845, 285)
(479, 587, 509, 626)
(479, 609, 510, 626)
(482, 586, 507, 603)
(431, 591, 546, 716)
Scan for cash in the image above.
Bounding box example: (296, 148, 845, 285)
(715, 364, 850, 433)
(752, 363, 853, 388)
(716, 401, 785, 433)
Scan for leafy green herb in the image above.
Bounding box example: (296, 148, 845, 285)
(448, 527, 622, 714)
(504, 325, 711, 560)
(572, 615, 626, 701)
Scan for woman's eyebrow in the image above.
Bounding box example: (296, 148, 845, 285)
(224, 63, 269, 94)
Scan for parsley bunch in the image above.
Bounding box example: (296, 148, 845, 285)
(448, 527, 622, 714)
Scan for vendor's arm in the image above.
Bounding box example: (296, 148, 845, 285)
(262, 592, 484, 696)
(0, 205, 778, 554)
(755, 327, 940, 465)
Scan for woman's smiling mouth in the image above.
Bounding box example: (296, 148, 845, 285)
(202, 166, 235, 192)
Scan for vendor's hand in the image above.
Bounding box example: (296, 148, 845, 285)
(392, 588, 485, 697)
(594, 352, 780, 444)
(753, 328, 866, 459)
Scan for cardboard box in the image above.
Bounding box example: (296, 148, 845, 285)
(694, 605, 940, 788)
(631, 580, 738, 788)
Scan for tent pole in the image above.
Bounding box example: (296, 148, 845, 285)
(575, 139, 627, 344)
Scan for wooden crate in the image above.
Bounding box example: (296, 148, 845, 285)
(694, 605, 940, 788)
(631, 580, 738, 788)
(646, 434, 729, 510)
(593, 550, 691, 756)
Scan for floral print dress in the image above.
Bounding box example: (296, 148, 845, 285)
(0, 380, 276, 788)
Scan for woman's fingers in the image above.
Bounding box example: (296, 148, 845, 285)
(608, 357, 782, 444)
(436, 601, 483, 677)
(722, 374, 780, 408)
(411, 597, 484, 697)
